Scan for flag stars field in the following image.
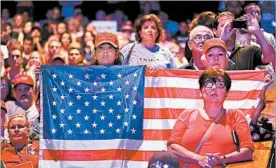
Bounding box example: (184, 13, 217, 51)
(42, 66, 144, 164)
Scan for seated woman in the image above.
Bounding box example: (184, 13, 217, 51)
(167, 68, 254, 168)
(91, 31, 123, 65)
(1, 114, 39, 168)
(121, 14, 176, 69)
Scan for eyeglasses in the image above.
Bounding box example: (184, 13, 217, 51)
(204, 80, 225, 88)
(191, 34, 213, 43)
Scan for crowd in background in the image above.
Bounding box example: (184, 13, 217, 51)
(1, 1, 275, 168)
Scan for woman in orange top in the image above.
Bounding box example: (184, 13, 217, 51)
(167, 68, 254, 168)
(1, 114, 39, 168)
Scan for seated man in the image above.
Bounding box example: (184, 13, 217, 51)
(1, 114, 39, 168)
(179, 25, 214, 70)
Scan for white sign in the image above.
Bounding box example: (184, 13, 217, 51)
(91, 21, 117, 32)
(1, 45, 9, 59)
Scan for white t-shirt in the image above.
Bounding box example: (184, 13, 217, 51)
(121, 43, 177, 69)
(5, 101, 39, 122)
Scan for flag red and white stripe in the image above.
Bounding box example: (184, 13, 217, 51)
(39, 69, 267, 168)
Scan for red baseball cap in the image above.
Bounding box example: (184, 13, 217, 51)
(12, 74, 34, 87)
(203, 38, 227, 53)
(95, 32, 119, 49)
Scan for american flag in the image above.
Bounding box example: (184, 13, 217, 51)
(39, 66, 267, 168)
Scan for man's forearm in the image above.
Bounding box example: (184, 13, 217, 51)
(255, 30, 275, 66)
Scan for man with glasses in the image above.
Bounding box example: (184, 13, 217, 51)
(179, 25, 214, 70)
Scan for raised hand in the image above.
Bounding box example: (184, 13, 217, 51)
(220, 21, 236, 42)
(241, 14, 261, 35)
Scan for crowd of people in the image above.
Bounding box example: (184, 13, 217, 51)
(1, 1, 275, 168)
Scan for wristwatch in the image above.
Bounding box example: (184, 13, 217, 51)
(221, 155, 227, 167)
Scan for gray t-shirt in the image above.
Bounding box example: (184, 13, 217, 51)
(121, 43, 177, 69)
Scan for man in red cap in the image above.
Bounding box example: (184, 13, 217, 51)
(5, 73, 39, 140)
